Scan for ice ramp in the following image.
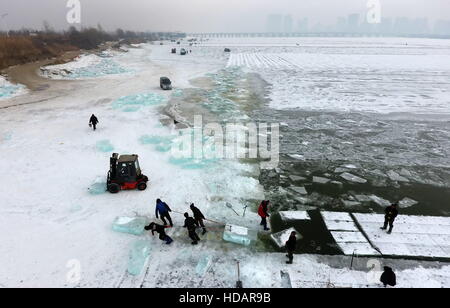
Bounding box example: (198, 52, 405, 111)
(321, 212, 380, 256)
(322, 211, 450, 260)
(353, 213, 450, 259)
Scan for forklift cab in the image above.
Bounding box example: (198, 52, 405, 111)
(107, 153, 148, 193)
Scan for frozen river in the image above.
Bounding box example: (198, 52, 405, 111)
(0, 37, 449, 287)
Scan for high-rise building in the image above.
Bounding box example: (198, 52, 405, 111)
(297, 18, 309, 33)
(266, 14, 283, 33)
(347, 14, 360, 33)
(284, 15, 293, 33)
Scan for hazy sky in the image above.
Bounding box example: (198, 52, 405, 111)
(1, 0, 449, 32)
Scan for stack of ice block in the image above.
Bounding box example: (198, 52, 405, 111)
(112, 216, 150, 236)
(127, 240, 151, 276)
(223, 224, 257, 246)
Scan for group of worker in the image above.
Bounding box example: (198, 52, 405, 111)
(144, 199, 208, 246)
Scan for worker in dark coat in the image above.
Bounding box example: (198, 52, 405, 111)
(381, 203, 399, 234)
(380, 266, 396, 287)
(190, 203, 207, 235)
(155, 199, 173, 227)
(183, 212, 200, 245)
(285, 231, 297, 264)
(258, 200, 270, 231)
(145, 222, 173, 244)
(89, 114, 99, 131)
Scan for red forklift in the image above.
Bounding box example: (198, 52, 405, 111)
(107, 153, 149, 193)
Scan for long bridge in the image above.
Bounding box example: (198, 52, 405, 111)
(187, 32, 450, 39)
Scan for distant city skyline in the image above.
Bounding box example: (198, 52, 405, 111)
(264, 13, 450, 36)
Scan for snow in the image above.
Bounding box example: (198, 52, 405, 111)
(287, 255, 450, 288)
(226, 38, 450, 114)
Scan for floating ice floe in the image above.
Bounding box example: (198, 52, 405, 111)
(127, 240, 151, 276)
(271, 227, 300, 248)
(369, 195, 391, 207)
(331, 181, 343, 186)
(223, 224, 257, 246)
(313, 176, 331, 184)
(289, 175, 306, 182)
(288, 154, 305, 160)
(289, 186, 308, 195)
(354, 195, 372, 202)
(341, 200, 362, 207)
(387, 170, 410, 183)
(279, 211, 311, 222)
(399, 197, 419, 208)
(340, 172, 367, 184)
(112, 216, 150, 236)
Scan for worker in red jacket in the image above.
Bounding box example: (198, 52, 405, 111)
(258, 200, 270, 231)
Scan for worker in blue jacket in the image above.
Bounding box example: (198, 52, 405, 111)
(155, 199, 173, 227)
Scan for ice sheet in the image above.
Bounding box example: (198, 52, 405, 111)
(127, 240, 151, 276)
(279, 211, 311, 221)
(195, 254, 213, 277)
(223, 224, 257, 246)
(112, 216, 150, 236)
